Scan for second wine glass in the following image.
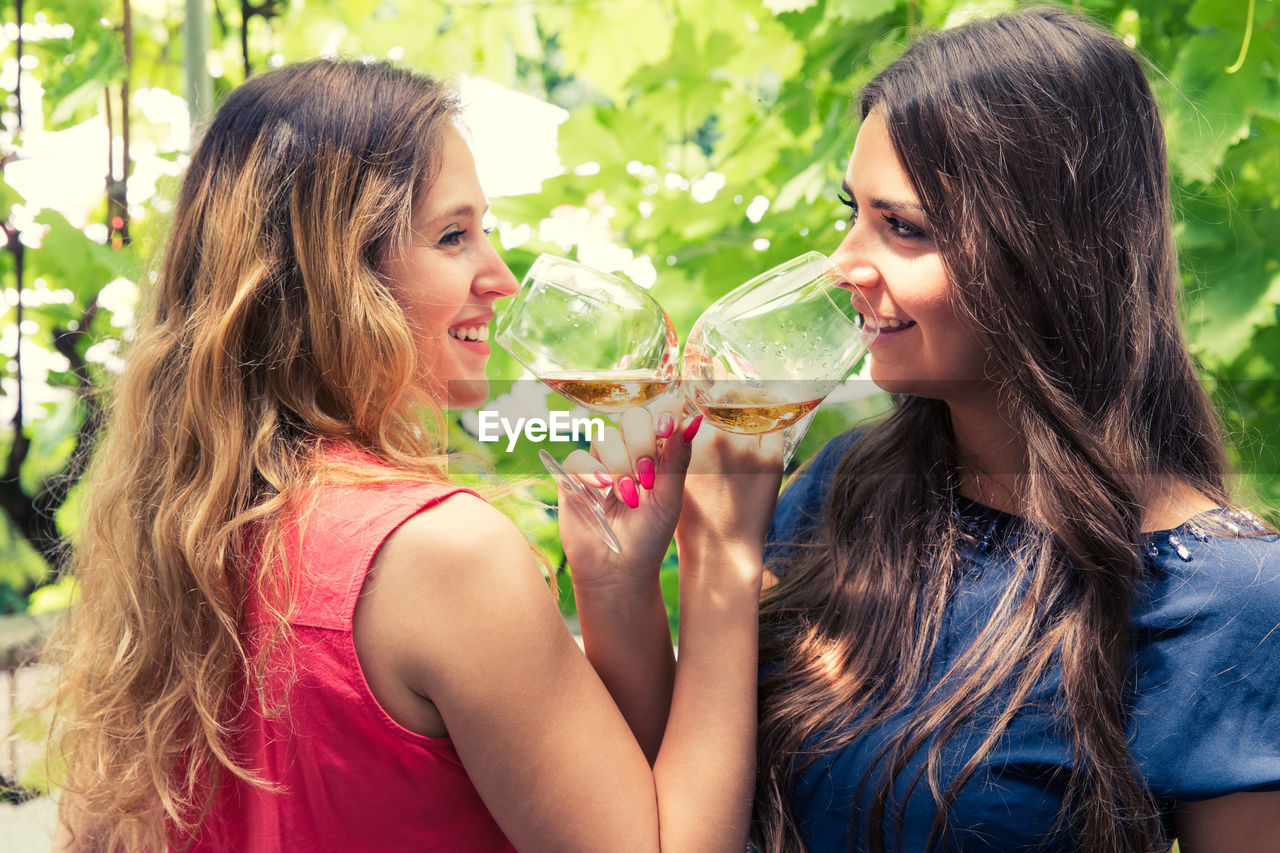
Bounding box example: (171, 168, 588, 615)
(681, 251, 878, 463)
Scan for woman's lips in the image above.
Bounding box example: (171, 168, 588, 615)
(869, 320, 917, 345)
(447, 323, 491, 355)
(449, 335, 490, 356)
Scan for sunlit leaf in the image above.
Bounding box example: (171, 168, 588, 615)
(6, 0, 1280, 612)
(1162, 0, 1280, 180)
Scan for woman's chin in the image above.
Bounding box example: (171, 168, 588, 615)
(871, 376, 1000, 408)
(869, 371, 920, 397)
(444, 378, 490, 411)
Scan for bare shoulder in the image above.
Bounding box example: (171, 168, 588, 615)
(355, 489, 565, 732)
(369, 490, 554, 605)
(362, 491, 565, 699)
(368, 490, 558, 638)
(350, 493, 673, 850)
(379, 491, 529, 566)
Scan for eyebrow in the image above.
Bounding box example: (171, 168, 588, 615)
(414, 203, 492, 237)
(422, 203, 484, 225)
(841, 182, 925, 214)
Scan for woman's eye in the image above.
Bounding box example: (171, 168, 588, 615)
(838, 192, 858, 224)
(882, 214, 924, 239)
(438, 229, 465, 247)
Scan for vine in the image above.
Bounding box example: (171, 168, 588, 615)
(1224, 0, 1255, 73)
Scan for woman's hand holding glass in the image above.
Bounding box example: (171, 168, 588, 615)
(555, 398, 698, 588)
(674, 424, 788, 583)
(663, 251, 877, 577)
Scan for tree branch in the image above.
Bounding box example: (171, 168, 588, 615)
(0, 299, 105, 587)
(47, 300, 102, 492)
(3, 225, 27, 485)
(212, 0, 230, 40)
(106, 1, 132, 248)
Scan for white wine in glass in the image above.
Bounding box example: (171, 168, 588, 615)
(694, 392, 826, 435)
(539, 370, 674, 412)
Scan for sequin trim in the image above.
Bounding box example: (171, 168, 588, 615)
(953, 503, 1271, 568)
(1227, 508, 1268, 533)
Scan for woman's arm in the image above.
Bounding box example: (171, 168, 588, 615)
(1174, 791, 1280, 853)
(570, 568, 676, 765)
(368, 500, 679, 850)
(358, 427, 781, 852)
(559, 404, 691, 763)
(562, 408, 783, 770)
(656, 427, 785, 841)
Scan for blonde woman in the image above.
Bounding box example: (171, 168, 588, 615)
(47, 59, 781, 852)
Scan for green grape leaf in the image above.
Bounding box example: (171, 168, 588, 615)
(539, 0, 675, 102)
(1163, 0, 1280, 181)
(829, 0, 902, 24)
(29, 212, 133, 307)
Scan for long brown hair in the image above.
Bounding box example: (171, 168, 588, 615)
(45, 60, 461, 851)
(755, 8, 1236, 851)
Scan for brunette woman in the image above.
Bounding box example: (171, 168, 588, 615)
(754, 8, 1280, 852)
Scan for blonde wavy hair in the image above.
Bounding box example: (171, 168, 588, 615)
(44, 59, 467, 851)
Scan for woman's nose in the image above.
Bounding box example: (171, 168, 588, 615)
(830, 230, 880, 294)
(479, 241, 520, 298)
(829, 232, 882, 327)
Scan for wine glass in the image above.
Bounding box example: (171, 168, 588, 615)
(681, 251, 878, 463)
(495, 254, 679, 553)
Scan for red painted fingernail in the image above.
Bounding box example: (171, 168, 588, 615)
(681, 415, 703, 444)
(617, 476, 640, 508)
(593, 469, 613, 486)
(656, 413, 675, 438)
(637, 457, 656, 490)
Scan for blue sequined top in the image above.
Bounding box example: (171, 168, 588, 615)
(764, 429, 1280, 852)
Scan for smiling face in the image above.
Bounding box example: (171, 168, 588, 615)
(830, 110, 992, 403)
(382, 127, 519, 409)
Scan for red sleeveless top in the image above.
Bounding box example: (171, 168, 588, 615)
(187, 452, 516, 852)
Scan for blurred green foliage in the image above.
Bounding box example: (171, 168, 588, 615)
(2, 0, 1277, 624)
